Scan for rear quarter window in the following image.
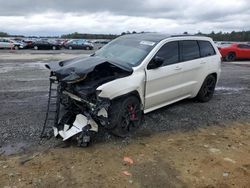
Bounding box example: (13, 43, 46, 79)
(198, 41, 216, 57)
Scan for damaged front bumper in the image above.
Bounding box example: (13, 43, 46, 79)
(52, 84, 110, 144)
(43, 56, 132, 145)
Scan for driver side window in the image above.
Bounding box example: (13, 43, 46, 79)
(155, 41, 179, 66)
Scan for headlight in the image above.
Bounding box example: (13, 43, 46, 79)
(96, 90, 102, 97)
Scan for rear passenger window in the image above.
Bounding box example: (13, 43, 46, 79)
(180, 40, 200, 61)
(155, 41, 179, 66)
(198, 41, 216, 57)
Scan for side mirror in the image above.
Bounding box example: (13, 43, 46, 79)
(147, 56, 164, 69)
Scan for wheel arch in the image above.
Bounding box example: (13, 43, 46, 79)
(193, 72, 218, 98)
(111, 90, 142, 104)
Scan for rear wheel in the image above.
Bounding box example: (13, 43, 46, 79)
(68, 46, 73, 50)
(109, 96, 142, 137)
(14, 46, 19, 50)
(34, 46, 38, 50)
(225, 52, 236, 61)
(86, 46, 90, 50)
(52, 46, 56, 50)
(196, 75, 216, 102)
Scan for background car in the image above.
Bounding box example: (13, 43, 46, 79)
(0, 38, 24, 50)
(218, 43, 250, 61)
(12, 38, 28, 49)
(64, 39, 94, 50)
(31, 39, 61, 50)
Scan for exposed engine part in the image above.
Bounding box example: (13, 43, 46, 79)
(43, 56, 133, 146)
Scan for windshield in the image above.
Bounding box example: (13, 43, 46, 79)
(94, 37, 156, 67)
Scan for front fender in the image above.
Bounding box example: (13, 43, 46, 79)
(97, 71, 145, 105)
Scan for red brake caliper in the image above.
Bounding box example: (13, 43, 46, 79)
(128, 104, 137, 120)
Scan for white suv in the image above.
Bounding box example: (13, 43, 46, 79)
(45, 33, 221, 144)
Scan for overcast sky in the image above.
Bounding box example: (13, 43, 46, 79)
(0, 0, 249, 36)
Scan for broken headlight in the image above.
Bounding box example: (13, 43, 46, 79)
(96, 90, 102, 97)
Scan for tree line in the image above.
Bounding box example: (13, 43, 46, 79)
(61, 32, 118, 39)
(197, 31, 250, 42)
(1, 31, 250, 41)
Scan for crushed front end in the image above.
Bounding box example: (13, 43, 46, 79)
(42, 56, 132, 146)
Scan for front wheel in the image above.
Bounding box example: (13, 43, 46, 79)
(109, 96, 142, 137)
(195, 75, 216, 102)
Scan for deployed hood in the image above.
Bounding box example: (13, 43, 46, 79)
(45, 56, 133, 82)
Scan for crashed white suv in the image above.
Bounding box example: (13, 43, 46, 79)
(45, 33, 221, 145)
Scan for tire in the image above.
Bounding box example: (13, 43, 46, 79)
(68, 46, 73, 50)
(52, 46, 56, 50)
(14, 46, 19, 50)
(34, 46, 38, 50)
(108, 96, 142, 137)
(86, 46, 90, 50)
(196, 75, 216, 102)
(225, 52, 236, 61)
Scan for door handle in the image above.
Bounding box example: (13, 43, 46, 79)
(200, 62, 206, 64)
(174, 66, 182, 70)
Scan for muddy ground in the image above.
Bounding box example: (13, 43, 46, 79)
(1, 122, 250, 188)
(0, 50, 249, 187)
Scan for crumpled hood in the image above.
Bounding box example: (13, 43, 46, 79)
(45, 56, 132, 82)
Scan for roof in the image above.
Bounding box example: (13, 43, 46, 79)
(120, 33, 205, 43)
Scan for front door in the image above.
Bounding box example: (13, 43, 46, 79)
(145, 41, 185, 111)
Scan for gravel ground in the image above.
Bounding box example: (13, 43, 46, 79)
(0, 51, 249, 154)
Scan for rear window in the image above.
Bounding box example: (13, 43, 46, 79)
(180, 40, 200, 61)
(198, 41, 216, 57)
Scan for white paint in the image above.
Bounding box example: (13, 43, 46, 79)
(57, 114, 98, 141)
(53, 126, 58, 137)
(98, 36, 221, 114)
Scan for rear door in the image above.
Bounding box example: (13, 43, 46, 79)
(178, 40, 204, 95)
(77, 40, 85, 49)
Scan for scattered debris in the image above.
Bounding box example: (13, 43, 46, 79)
(223, 172, 229, 177)
(209, 148, 221, 154)
(223, 157, 236, 164)
(19, 153, 40, 165)
(3, 165, 8, 169)
(122, 171, 132, 176)
(123, 156, 134, 165)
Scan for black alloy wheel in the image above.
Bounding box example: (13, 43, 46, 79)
(196, 75, 216, 102)
(110, 96, 142, 137)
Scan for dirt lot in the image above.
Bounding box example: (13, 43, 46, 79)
(0, 50, 249, 187)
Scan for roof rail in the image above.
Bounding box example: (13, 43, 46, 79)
(170, 34, 205, 37)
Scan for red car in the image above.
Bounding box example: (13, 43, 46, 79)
(218, 43, 250, 61)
